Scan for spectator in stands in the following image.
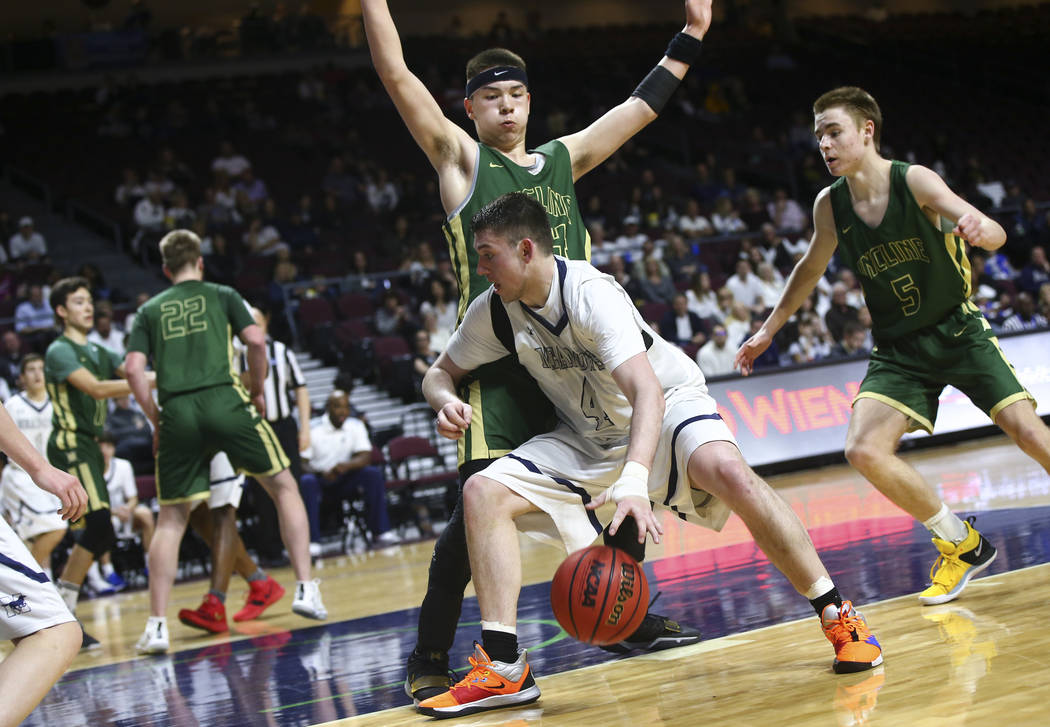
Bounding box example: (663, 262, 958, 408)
(123, 291, 150, 334)
(1001, 291, 1048, 332)
(743, 317, 779, 370)
(14, 285, 55, 353)
(198, 186, 241, 228)
(91, 433, 154, 592)
(374, 289, 413, 338)
(829, 321, 870, 360)
(1039, 283, 1050, 323)
(582, 194, 609, 232)
(234, 168, 269, 205)
(696, 324, 736, 377)
(723, 300, 753, 347)
(685, 269, 719, 319)
(419, 279, 456, 349)
(739, 188, 771, 230)
(115, 168, 146, 208)
(0, 331, 23, 391)
(412, 328, 437, 398)
(755, 262, 785, 312)
(637, 257, 678, 306)
(213, 172, 239, 210)
(662, 232, 699, 283)
(243, 217, 288, 256)
(711, 195, 746, 234)
(156, 147, 194, 190)
(726, 258, 763, 309)
(211, 140, 252, 178)
(678, 198, 713, 238)
(1018, 246, 1050, 296)
(300, 390, 400, 550)
(165, 190, 196, 230)
(106, 395, 154, 474)
(824, 282, 859, 342)
(133, 187, 167, 248)
(660, 293, 708, 348)
(87, 303, 125, 356)
(767, 188, 807, 233)
(143, 169, 175, 202)
(315, 192, 348, 231)
(365, 168, 400, 215)
(614, 214, 648, 251)
(630, 238, 668, 280)
(788, 313, 832, 364)
(9, 217, 48, 263)
(983, 247, 1017, 281)
(322, 157, 360, 205)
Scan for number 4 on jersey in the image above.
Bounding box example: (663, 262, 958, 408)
(580, 377, 613, 431)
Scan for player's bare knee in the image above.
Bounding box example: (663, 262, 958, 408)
(844, 438, 879, 473)
(462, 474, 506, 513)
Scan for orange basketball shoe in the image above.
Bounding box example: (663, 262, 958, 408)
(178, 593, 229, 634)
(417, 642, 540, 719)
(822, 601, 883, 674)
(234, 575, 286, 622)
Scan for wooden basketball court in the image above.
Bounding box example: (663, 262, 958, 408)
(9, 434, 1050, 726)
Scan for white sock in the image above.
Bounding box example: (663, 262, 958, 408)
(87, 562, 103, 582)
(480, 620, 517, 635)
(57, 580, 79, 613)
(923, 504, 968, 544)
(100, 562, 115, 577)
(804, 576, 835, 600)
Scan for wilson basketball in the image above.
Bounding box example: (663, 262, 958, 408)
(549, 545, 649, 645)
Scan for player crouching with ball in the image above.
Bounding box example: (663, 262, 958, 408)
(418, 193, 883, 719)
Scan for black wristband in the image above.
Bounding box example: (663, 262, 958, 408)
(631, 65, 681, 114)
(665, 31, 703, 65)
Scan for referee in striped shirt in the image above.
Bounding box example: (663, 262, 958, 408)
(240, 303, 312, 562)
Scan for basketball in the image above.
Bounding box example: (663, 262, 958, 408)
(549, 545, 649, 646)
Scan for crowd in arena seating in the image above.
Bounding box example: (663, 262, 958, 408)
(1, 8, 1048, 404)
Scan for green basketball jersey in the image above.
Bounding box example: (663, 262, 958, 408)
(45, 336, 122, 439)
(126, 279, 255, 404)
(829, 160, 971, 341)
(444, 140, 590, 321)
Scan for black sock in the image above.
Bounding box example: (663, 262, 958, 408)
(481, 629, 519, 663)
(810, 587, 842, 617)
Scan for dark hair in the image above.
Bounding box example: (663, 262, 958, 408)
(49, 276, 92, 318)
(19, 353, 43, 374)
(813, 86, 883, 150)
(465, 48, 526, 83)
(470, 193, 554, 255)
(97, 432, 117, 446)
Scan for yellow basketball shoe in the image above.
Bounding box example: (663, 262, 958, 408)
(417, 642, 540, 719)
(919, 518, 996, 606)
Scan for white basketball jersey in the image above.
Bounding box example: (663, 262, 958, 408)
(448, 258, 707, 447)
(3, 393, 52, 475)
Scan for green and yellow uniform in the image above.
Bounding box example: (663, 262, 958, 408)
(126, 280, 288, 504)
(444, 140, 590, 463)
(831, 160, 1032, 432)
(45, 337, 123, 512)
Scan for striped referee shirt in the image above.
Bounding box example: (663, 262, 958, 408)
(239, 337, 306, 422)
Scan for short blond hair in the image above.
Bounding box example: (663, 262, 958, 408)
(813, 86, 883, 150)
(159, 229, 202, 274)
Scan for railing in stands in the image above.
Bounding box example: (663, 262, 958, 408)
(3, 165, 52, 210)
(66, 200, 124, 252)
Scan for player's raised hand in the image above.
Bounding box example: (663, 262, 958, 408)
(36, 465, 87, 522)
(436, 400, 472, 440)
(684, 0, 714, 39)
(734, 328, 771, 376)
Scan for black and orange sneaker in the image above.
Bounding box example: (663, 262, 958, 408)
(234, 575, 286, 622)
(178, 593, 229, 634)
(417, 642, 540, 719)
(822, 601, 883, 674)
(919, 517, 996, 605)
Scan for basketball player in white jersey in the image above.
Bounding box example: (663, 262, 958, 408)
(417, 194, 884, 719)
(0, 354, 66, 577)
